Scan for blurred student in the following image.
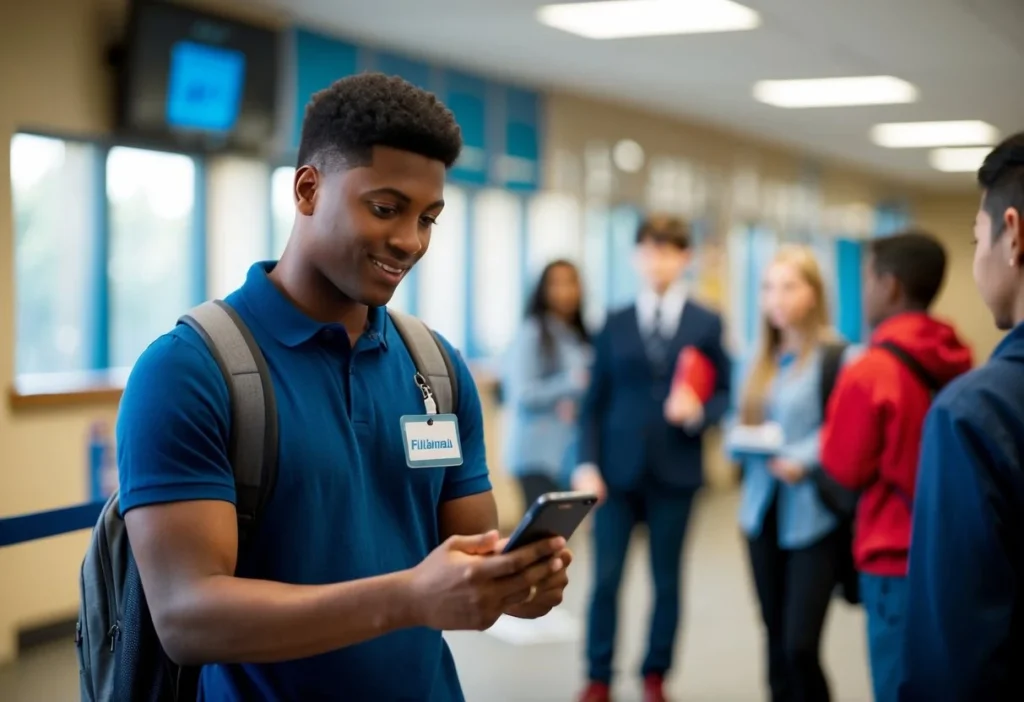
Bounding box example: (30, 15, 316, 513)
(820, 232, 971, 702)
(573, 216, 731, 702)
(899, 133, 1024, 701)
(729, 245, 851, 702)
(502, 259, 591, 510)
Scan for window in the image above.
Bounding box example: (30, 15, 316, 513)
(11, 134, 98, 376)
(526, 192, 583, 276)
(471, 190, 523, 357)
(607, 205, 642, 310)
(106, 147, 201, 368)
(416, 186, 467, 350)
(582, 204, 610, 330)
(271, 166, 295, 258)
(11, 135, 208, 384)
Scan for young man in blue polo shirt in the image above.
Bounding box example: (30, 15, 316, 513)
(899, 132, 1024, 701)
(117, 73, 573, 701)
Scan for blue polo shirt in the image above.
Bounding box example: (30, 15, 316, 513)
(117, 262, 492, 701)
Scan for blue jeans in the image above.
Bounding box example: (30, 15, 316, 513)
(859, 573, 908, 702)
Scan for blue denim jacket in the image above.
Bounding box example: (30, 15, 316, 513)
(501, 316, 591, 479)
(728, 345, 859, 550)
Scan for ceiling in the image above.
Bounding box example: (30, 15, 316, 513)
(251, 0, 1024, 191)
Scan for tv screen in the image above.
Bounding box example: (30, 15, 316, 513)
(118, 0, 279, 153)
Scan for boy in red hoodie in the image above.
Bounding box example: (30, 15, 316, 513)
(821, 231, 973, 702)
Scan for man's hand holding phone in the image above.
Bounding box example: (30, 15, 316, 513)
(496, 535, 573, 620)
(406, 531, 570, 631)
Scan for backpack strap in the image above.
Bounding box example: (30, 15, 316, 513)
(875, 341, 944, 397)
(873, 341, 945, 515)
(819, 341, 849, 418)
(178, 300, 278, 547)
(387, 309, 460, 416)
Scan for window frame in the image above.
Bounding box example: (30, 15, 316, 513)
(9, 128, 209, 406)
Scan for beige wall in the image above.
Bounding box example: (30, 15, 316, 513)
(0, 0, 121, 664)
(916, 193, 1002, 360)
(543, 91, 916, 208)
(0, 0, 1004, 665)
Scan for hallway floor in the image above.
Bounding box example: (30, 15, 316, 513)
(0, 488, 871, 701)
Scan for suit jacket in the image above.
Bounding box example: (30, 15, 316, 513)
(578, 300, 731, 491)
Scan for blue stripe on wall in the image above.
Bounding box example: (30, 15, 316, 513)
(835, 238, 863, 343)
(291, 30, 359, 150)
(444, 71, 489, 186)
(376, 52, 432, 90)
(502, 87, 541, 192)
(90, 148, 110, 370)
(289, 28, 544, 195)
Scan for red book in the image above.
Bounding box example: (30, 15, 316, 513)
(671, 346, 716, 404)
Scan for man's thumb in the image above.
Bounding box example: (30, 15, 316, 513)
(447, 530, 500, 554)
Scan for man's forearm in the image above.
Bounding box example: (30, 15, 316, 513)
(157, 569, 418, 666)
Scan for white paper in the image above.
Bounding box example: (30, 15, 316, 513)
(728, 422, 784, 454)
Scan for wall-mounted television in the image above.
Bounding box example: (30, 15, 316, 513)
(116, 0, 280, 154)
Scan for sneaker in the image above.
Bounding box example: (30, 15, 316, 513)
(578, 681, 612, 702)
(643, 674, 667, 702)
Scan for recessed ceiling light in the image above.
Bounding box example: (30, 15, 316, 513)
(929, 147, 991, 173)
(871, 120, 999, 148)
(753, 76, 917, 108)
(536, 0, 760, 40)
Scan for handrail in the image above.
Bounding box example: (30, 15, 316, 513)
(0, 501, 105, 548)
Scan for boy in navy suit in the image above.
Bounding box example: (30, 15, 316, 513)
(573, 216, 731, 702)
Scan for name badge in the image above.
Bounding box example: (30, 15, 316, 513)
(401, 414, 463, 468)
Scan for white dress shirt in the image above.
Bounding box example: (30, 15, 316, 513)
(636, 280, 688, 339)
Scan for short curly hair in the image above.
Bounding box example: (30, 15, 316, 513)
(296, 72, 463, 171)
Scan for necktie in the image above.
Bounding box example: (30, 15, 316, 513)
(646, 301, 670, 374)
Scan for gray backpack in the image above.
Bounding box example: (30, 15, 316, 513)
(76, 300, 459, 702)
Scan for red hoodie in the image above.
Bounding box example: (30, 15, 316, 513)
(821, 312, 973, 577)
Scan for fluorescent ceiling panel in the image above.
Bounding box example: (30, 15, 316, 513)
(871, 120, 999, 148)
(536, 0, 760, 40)
(753, 76, 918, 108)
(929, 147, 991, 173)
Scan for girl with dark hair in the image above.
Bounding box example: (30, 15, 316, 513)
(502, 259, 592, 511)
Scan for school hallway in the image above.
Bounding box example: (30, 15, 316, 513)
(0, 488, 871, 702)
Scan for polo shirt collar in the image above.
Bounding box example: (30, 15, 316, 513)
(239, 261, 388, 350)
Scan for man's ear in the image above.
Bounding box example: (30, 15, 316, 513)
(294, 165, 319, 217)
(1004, 207, 1023, 266)
(881, 271, 902, 304)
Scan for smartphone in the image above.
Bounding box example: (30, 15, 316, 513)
(502, 491, 598, 553)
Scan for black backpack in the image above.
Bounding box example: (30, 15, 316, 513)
(76, 301, 459, 701)
(811, 342, 861, 605)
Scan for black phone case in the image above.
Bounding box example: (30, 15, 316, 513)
(503, 492, 597, 553)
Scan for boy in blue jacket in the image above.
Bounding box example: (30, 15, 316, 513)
(900, 132, 1024, 701)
